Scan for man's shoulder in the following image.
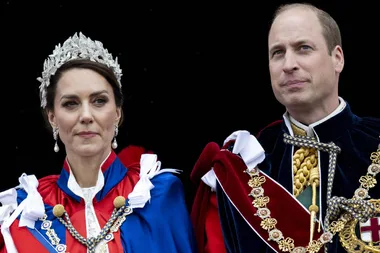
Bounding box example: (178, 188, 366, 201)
(256, 120, 284, 145)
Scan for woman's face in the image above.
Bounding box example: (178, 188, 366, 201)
(48, 68, 121, 158)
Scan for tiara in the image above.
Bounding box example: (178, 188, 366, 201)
(37, 32, 122, 108)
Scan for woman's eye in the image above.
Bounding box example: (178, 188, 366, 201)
(94, 98, 108, 105)
(62, 101, 77, 107)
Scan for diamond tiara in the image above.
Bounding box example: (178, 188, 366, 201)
(37, 32, 122, 108)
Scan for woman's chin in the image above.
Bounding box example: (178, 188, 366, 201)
(73, 144, 107, 157)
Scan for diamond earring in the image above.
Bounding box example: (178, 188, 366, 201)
(53, 127, 59, 152)
(112, 125, 118, 149)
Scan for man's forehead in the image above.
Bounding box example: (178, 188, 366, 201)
(272, 7, 317, 27)
(269, 8, 321, 39)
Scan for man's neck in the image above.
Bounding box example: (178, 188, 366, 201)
(287, 98, 342, 125)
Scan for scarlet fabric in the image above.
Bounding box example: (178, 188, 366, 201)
(212, 148, 323, 251)
(190, 142, 225, 253)
(204, 193, 226, 253)
(0, 145, 197, 253)
(191, 141, 323, 253)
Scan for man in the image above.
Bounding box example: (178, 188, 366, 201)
(190, 3, 380, 253)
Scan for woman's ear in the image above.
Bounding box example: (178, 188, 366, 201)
(47, 110, 57, 129)
(115, 107, 122, 125)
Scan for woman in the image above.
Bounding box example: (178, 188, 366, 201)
(0, 32, 197, 253)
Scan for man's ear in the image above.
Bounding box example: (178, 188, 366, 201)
(332, 45, 344, 73)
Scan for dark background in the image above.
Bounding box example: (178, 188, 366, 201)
(5, 0, 379, 209)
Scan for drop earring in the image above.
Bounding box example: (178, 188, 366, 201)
(112, 125, 118, 149)
(53, 127, 59, 152)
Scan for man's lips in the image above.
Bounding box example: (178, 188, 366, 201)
(281, 80, 308, 89)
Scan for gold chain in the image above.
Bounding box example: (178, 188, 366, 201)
(338, 146, 380, 253)
(246, 145, 380, 253)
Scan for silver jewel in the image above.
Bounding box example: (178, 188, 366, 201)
(268, 229, 283, 242)
(319, 232, 333, 244)
(245, 167, 260, 176)
(53, 127, 59, 152)
(112, 125, 118, 149)
(41, 220, 52, 230)
(368, 163, 379, 176)
(37, 32, 122, 108)
(56, 244, 67, 253)
(354, 187, 369, 199)
(255, 207, 271, 219)
(249, 187, 264, 198)
(292, 246, 306, 253)
(104, 233, 114, 242)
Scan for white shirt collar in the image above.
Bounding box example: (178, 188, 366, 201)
(66, 151, 110, 201)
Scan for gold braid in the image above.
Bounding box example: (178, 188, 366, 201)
(291, 124, 319, 197)
(290, 123, 321, 242)
(293, 147, 318, 196)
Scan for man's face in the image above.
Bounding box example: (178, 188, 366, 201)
(268, 7, 343, 114)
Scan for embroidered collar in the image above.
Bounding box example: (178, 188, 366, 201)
(62, 151, 116, 174)
(57, 151, 128, 203)
(65, 152, 109, 201)
(282, 98, 360, 143)
(284, 97, 347, 138)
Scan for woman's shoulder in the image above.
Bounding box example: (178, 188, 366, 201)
(38, 174, 60, 191)
(150, 171, 183, 194)
(0, 174, 59, 203)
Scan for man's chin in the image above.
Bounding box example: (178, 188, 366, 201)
(282, 93, 311, 106)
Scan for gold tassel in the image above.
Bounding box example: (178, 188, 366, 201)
(308, 167, 320, 243)
(290, 123, 320, 242)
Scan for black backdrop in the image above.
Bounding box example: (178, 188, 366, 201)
(6, 0, 379, 209)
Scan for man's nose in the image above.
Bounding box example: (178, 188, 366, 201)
(283, 52, 299, 73)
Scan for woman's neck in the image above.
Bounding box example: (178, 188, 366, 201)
(66, 149, 111, 188)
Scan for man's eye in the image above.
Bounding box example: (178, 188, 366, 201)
(300, 45, 311, 50)
(272, 50, 283, 57)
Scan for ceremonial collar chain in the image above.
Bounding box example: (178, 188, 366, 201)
(37, 32, 122, 108)
(39, 196, 131, 253)
(245, 134, 379, 253)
